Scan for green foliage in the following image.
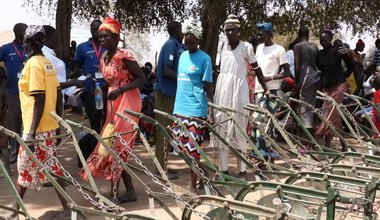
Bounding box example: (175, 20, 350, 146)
(72, 0, 110, 20)
(24, 0, 110, 21)
(25, 0, 380, 36)
(24, 0, 380, 37)
(110, 0, 380, 42)
(113, 0, 188, 31)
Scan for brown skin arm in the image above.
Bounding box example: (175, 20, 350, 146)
(282, 63, 292, 78)
(205, 82, 215, 124)
(60, 80, 84, 89)
(108, 59, 147, 101)
(294, 44, 301, 83)
(266, 63, 291, 82)
(56, 89, 63, 117)
(28, 93, 45, 136)
(205, 83, 214, 102)
(249, 62, 268, 92)
(163, 64, 177, 80)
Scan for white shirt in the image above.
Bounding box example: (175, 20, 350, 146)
(286, 50, 295, 77)
(42, 46, 66, 83)
(42, 45, 67, 104)
(255, 43, 288, 92)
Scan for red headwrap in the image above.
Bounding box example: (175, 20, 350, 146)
(99, 17, 121, 35)
(356, 39, 365, 47)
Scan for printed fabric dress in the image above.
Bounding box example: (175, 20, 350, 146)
(81, 49, 141, 181)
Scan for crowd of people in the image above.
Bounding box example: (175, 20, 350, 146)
(1, 13, 380, 219)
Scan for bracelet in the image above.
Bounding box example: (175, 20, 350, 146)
(252, 65, 260, 70)
(271, 76, 274, 80)
(118, 87, 124, 93)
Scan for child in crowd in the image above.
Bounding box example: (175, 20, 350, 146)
(0, 67, 10, 174)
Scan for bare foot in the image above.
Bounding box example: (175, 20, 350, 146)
(118, 192, 137, 204)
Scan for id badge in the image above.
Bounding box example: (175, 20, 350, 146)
(95, 72, 103, 79)
(17, 72, 21, 78)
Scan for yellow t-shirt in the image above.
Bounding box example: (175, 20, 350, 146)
(19, 54, 60, 133)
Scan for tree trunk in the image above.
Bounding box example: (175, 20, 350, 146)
(55, 0, 72, 61)
(200, 0, 227, 66)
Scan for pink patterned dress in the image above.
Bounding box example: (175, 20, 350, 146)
(81, 49, 141, 181)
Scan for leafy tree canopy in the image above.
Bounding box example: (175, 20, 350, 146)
(24, 0, 380, 60)
(25, 0, 380, 36)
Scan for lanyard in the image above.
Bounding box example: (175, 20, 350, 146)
(91, 41, 102, 60)
(12, 43, 26, 61)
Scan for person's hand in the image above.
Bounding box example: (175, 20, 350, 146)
(338, 46, 352, 55)
(108, 88, 122, 101)
(22, 133, 36, 153)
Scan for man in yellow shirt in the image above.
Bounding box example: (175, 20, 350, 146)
(6, 25, 67, 220)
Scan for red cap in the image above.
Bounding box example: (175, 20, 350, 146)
(356, 39, 365, 47)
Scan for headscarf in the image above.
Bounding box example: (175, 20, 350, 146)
(185, 23, 202, 39)
(99, 17, 121, 35)
(356, 39, 365, 47)
(256, 22, 273, 33)
(224, 14, 241, 29)
(24, 25, 45, 41)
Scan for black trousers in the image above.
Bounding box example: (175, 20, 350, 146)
(80, 90, 106, 134)
(7, 93, 22, 156)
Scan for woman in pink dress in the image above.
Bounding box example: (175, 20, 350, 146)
(81, 17, 146, 203)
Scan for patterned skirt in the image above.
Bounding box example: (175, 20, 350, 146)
(171, 115, 207, 159)
(315, 82, 347, 137)
(17, 130, 62, 189)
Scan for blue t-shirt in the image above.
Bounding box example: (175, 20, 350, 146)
(173, 50, 213, 118)
(155, 37, 185, 97)
(74, 38, 107, 90)
(0, 41, 28, 94)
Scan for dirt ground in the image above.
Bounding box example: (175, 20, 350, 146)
(1, 108, 380, 220)
(0, 108, 249, 220)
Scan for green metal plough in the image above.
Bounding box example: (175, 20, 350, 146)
(0, 112, 160, 220)
(207, 97, 380, 219)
